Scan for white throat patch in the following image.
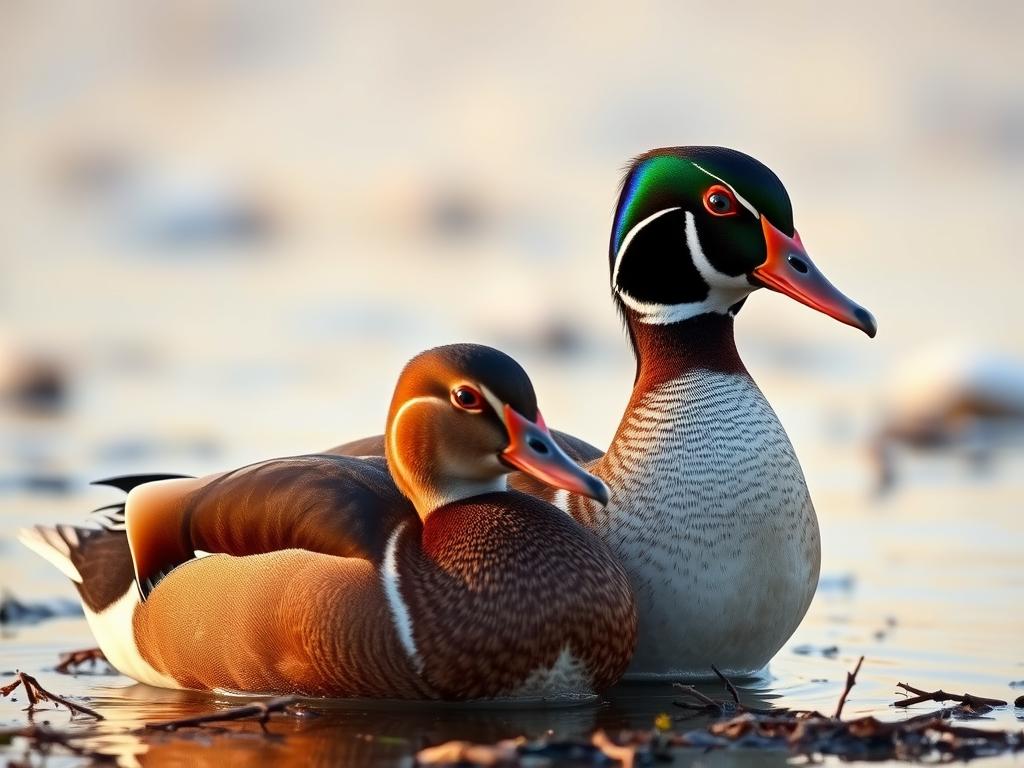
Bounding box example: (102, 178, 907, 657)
(613, 210, 754, 325)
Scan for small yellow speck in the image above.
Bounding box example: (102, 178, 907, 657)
(654, 713, 672, 731)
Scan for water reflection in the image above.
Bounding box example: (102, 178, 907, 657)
(39, 680, 797, 767)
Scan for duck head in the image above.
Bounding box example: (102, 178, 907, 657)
(610, 146, 876, 336)
(385, 344, 610, 518)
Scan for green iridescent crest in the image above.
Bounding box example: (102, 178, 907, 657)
(612, 155, 700, 256)
(611, 148, 796, 263)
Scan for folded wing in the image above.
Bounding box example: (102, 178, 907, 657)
(125, 454, 416, 597)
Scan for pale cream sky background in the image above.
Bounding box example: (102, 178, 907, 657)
(1, 0, 1022, 465)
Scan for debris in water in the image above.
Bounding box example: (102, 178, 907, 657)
(0, 671, 103, 719)
(416, 733, 638, 768)
(415, 658, 1024, 765)
(673, 664, 779, 718)
(893, 682, 1008, 709)
(55, 648, 114, 676)
(144, 696, 300, 732)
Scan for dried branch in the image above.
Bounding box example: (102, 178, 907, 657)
(415, 708, 1023, 766)
(672, 669, 779, 718)
(894, 682, 1007, 709)
(711, 664, 740, 706)
(0, 671, 103, 719)
(833, 655, 864, 719)
(144, 696, 299, 731)
(671, 683, 722, 712)
(55, 647, 111, 675)
(415, 661, 1024, 766)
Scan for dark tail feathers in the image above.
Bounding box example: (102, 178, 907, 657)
(91, 473, 193, 494)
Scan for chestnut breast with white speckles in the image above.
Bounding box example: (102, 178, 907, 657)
(393, 491, 638, 699)
(563, 369, 820, 679)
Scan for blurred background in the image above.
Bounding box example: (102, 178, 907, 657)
(1, 0, 1023, 742)
(3, 0, 1023, 479)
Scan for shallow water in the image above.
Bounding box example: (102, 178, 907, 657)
(2, 414, 1023, 766)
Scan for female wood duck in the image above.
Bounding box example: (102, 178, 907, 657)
(332, 147, 877, 679)
(21, 344, 636, 699)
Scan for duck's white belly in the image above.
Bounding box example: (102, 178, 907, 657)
(590, 370, 820, 680)
(83, 588, 181, 689)
(508, 647, 595, 700)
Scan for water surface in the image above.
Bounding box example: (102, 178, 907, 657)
(2, 423, 1022, 766)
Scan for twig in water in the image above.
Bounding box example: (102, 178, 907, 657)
(711, 664, 740, 706)
(833, 655, 864, 719)
(672, 683, 723, 714)
(672, 668, 779, 718)
(894, 682, 1007, 709)
(55, 647, 110, 675)
(144, 696, 299, 731)
(415, 661, 1023, 765)
(0, 671, 103, 720)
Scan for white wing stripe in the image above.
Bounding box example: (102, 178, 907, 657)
(382, 522, 424, 673)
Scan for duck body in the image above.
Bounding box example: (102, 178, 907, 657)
(23, 345, 636, 700)
(124, 470, 633, 699)
(331, 147, 874, 679)
(332, 327, 818, 680)
(540, 316, 819, 678)
(390, 491, 635, 698)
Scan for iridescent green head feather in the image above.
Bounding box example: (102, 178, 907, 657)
(611, 146, 794, 265)
(607, 146, 876, 337)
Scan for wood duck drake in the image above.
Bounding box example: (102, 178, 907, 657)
(21, 344, 637, 699)
(332, 147, 877, 679)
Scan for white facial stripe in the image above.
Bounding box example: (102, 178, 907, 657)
(387, 395, 445, 489)
(478, 384, 507, 425)
(382, 522, 424, 674)
(615, 212, 754, 326)
(685, 211, 752, 291)
(690, 162, 760, 219)
(612, 207, 682, 290)
(618, 291, 733, 325)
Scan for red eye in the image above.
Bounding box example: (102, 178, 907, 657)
(703, 185, 738, 217)
(451, 386, 483, 411)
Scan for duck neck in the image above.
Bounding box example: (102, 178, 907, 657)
(628, 311, 748, 393)
(406, 475, 509, 522)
